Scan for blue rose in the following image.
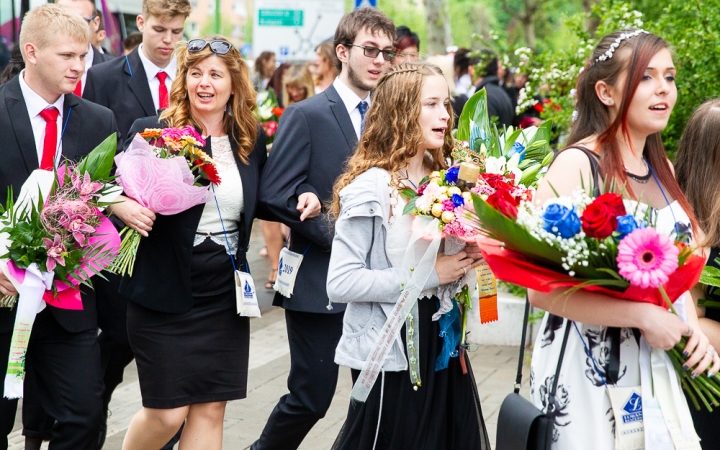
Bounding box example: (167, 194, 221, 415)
(445, 166, 459, 184)
(507, 141, 526, 162)
(615, 215, 645, 239)
(451, 194, 465, 208)
(543, 203, 581, 238)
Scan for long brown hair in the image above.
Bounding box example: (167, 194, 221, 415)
(161, 36, 258, 163)
(567, 29, 697, 230)
(329, 62, 453, 220)
(675, 99, 720, 247)
(282, 63, 315, 107)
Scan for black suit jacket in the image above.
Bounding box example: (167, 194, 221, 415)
(118, 116, 267, 314)
(84, 47, 156, 141)
(91, 45, 114, 66)
(0, 77, 119, 333)
(259, 84, 357, 314)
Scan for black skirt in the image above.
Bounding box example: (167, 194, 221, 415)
(127, 239, 249, 409)
(332, 297, 491, 450)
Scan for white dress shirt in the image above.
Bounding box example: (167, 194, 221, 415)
(137, 44, 177, 111)
(332, 78, 371, 139)
(19, 70, 65, 165)
(79, 43, 94, 96)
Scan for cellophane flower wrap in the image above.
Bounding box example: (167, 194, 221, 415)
(0, 134, 122, 398)
(470, 187, 719, 412)
(110, 127, 219, 276)
(254, 88, 283, 145)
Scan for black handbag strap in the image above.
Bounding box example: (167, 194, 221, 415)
(514, 293, 571, 401)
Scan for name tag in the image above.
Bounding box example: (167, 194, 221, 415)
(274, 247, 304, 298)
(235, 270, 261, 317)
(607, 386, 645, 450)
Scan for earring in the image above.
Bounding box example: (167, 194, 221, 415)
(225, 103, 233, 116)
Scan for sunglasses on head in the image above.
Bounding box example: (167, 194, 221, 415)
(187, 39, 233, 55)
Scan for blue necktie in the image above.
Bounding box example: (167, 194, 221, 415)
(357, 101, 368, 135)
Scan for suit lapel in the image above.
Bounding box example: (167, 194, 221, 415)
(126, 49, 156, 117)
(231, 139, 256, 227)
(325, 85, 358, 151)
(4, 78, 40, 173)
(60, 94, 81, 161)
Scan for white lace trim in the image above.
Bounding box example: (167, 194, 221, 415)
(193, 230, 239, 255)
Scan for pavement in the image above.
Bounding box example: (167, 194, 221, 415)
(8, 221, 530, 449)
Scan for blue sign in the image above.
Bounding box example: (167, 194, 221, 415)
(279, 46, 289, 57)
(355, 0, 377, 8)
(621, 392, 643, 424)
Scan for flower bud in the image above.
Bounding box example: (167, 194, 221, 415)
(448, 186, 462, 196)
(431, 203, 443, 217)
(441, 211, 455, 223)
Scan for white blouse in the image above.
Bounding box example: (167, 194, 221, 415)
(194, 135, 244, 255)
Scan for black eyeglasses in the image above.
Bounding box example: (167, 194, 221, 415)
(344, 44, 395, 62)
(187, 39, 233, 55)
(84, 14, 97, 22)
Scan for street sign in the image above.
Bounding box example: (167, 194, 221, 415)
(354, 0, 376, 8)
(252, 0, 344, 61)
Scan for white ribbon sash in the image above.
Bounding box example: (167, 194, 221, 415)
(350, 216, 442, 402)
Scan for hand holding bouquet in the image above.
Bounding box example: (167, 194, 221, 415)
(471, 187, 719, 411)
(0, 134, 121, 398)
(109, 126, 220, 276)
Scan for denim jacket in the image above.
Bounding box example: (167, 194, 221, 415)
(326, 168, 439, 371)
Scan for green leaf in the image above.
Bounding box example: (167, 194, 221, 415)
(402, 197, 417, 216)
(700, 266, 720, 287)
(76, 133, 117, 181)
(457, 88, 489, 141)
(502, 128, 523, 155)
(399, 188, 418, 200)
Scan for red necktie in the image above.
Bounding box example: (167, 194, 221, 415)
(73, 79, 82, 97)
(39, 107, 59, 171)
(157, 71, 169, 109)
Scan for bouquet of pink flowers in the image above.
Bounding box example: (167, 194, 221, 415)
(0, 134, 121, 398)
(110, 126, 220, 276)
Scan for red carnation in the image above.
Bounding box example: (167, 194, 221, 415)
(487, 188, 519, 219)
(195, 159, 222, 185)
(581, 193, 626, 239)
(272, 107, 285, 117)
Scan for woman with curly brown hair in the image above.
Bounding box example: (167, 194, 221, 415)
(118, 36, 267, 450)
(327, 62, 490, 450)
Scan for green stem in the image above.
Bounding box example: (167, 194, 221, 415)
(682, 377, 702, 411)
(659, 285, 678, 315)
(460, 287, 470, 346)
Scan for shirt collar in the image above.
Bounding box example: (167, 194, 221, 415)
(86, 43, 94, 68)
(18, 70, 65, 120)
(138, 44, 177, 81)
(333, 77, 370, 115)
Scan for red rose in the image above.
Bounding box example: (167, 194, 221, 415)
(272, 107, 284, 117)
(487, 188, 519, 219)
(481, 173, 512, 191)
(581, 193, 626, 239)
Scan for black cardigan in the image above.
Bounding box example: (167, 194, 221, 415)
(118, 116, 267, 313)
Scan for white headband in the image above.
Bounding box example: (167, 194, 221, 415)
(592, 29, 649, 65)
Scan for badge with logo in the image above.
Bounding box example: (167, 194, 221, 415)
(607, 386, 645, 450)
(274, 247, 305, 298)
(235, 270, 260, 317)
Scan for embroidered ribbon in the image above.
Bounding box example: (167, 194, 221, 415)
(350, 216, 442, 402)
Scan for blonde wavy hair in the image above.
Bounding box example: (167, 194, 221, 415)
(160, 36, 258, 163)
(329, 62, 453, 220)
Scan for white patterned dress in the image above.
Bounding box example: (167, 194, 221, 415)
(529, 201, 693, 449)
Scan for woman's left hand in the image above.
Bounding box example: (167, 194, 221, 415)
(683, 327, 720, 377)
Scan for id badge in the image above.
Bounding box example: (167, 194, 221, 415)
(607, 385, 645, 450)
(235, 271, 261, 318)
(274, 247, 304, 298)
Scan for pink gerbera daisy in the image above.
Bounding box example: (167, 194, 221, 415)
(617, 227, 679, 289)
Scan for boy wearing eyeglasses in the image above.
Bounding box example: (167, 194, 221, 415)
(81, 0, 190, 447)
(254, 8, 396, 450)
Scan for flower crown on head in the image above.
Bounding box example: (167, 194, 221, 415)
(592, 29, 649, 66)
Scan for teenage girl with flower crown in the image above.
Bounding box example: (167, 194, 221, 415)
(675, 98, 720, 448)
(327, 62, 490, 450)
(529, 30, 719, 449)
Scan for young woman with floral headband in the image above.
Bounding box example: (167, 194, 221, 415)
(529, 30, 719, 449)
(327, 62, 490, 450)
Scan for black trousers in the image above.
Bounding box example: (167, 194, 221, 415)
(15, 309, 103, 450)
(0, 329, 17, 449)
(252, 309, 344, 450)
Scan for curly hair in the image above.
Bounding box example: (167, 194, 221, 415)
(329, 62, 453, 220)
(160, 36, 258, 163)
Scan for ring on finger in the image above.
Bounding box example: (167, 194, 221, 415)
(462, 267, 467, 275)
(687, 325, 694, 337)
(707, 347, 716, 357)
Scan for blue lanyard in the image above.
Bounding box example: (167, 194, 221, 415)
(52, 106, 73, 168)
(211, 184, 248, 273)
(573, 321, 610, 387)
(286, 229, 312, 256)
(125, 56, 134, 77)
(646, 158, 680, 237)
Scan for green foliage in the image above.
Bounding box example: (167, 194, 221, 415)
(76, 133, 117, 182)
(499, 280, 527, 298)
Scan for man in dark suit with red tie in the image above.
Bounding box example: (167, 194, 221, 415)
(82, 1, 190, 446)
(0, 4, 118, 449)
